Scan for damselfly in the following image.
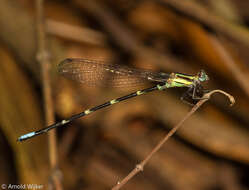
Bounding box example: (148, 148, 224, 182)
(18, 58, 209, 141)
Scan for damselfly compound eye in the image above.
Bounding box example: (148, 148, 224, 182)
(198, 70, 209, 82)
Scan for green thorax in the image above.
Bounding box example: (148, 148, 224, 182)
(168, 70, 208, 88)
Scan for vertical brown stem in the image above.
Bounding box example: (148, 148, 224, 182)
(35, 0, 62, 189)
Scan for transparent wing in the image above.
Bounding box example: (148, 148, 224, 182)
(58, 58, 169, 87)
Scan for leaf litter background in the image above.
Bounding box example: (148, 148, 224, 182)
(0, 0, 249, 189)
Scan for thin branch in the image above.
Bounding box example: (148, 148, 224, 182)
(112, 89, 235, 190)
(36, 0, 62, 189)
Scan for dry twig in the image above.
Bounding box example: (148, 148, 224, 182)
(112, 89, 235, 190)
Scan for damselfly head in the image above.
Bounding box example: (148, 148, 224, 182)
(198, 70, 209, 82)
